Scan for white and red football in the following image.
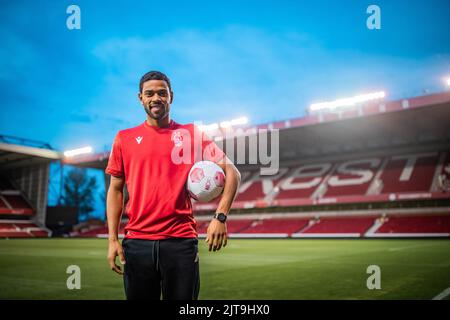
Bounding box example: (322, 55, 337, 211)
(187, 161, 225, 202)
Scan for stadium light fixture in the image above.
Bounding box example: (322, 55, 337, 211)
(231, 116, 249, 126)
(219, 121, 232, 129)
(63, 146, 93, 157)
(446, 78, 450, 87)
(220, 116, 249, 129)
(198, 123, 219, 132)
(309, 91, 386, 113)
(200, 117, 249, 131)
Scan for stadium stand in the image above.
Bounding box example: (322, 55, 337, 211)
(0, 136, 58, 238)
(0, 176, 34, 215)
(57, 91, 450, 239)
(372, 214, 450, 237)
(71, 221, 126, 238)
(2, 195, 33, 213)
(298, 216, 376, 237)
(0, 220, 51, 238)
(232, 151, 448, 208)
(74, 210, 450, 239)
(0, 177, 49, 237)
(196, 219, 254, 235)
(238, 218, 309, 235)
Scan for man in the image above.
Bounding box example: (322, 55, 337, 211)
(106, 71, 241, 300)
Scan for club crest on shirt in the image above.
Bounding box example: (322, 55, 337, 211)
(171, 131, 184, 147)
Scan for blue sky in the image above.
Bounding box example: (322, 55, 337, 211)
(1, 0, 449, 152)
(1, 0, 449, 218)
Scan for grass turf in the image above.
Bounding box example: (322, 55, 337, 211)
(0, 238, 449, 300)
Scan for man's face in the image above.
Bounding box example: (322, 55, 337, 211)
(139, 80, 173, 121)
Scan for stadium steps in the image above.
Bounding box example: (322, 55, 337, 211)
(0, 220, 51, 238)
(292, 220, 313, 234)
(364, 217, 385, 236)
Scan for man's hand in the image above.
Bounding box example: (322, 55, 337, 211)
(107, 239, 125, 275)
(205, 219, 228, 252)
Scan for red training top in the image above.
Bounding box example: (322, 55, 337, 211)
(105, 119, 225, 240)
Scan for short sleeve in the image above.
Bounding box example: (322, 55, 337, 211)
(105, 133, 124, 177)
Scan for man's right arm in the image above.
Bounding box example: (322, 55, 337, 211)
(107, 175, 126, 275)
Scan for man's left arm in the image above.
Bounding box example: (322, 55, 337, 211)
(205, 155, 241, 252)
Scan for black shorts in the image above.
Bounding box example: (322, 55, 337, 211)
(122, 237, 200, 300)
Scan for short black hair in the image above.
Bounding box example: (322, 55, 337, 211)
(139, 71, 172, 93)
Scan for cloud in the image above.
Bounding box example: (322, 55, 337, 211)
(2, 23, 448, 151)
(90, 25, 450, 127)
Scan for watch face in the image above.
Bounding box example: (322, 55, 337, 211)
(216, 213, 227, 222)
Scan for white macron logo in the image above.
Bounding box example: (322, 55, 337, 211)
(136, 136, 143, 144)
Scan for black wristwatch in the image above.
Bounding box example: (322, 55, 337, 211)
(213, 212, 227, 223)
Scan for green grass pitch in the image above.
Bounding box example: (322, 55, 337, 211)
(0, 238, 449, 300)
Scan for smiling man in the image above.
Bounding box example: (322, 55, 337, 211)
(105, 71, 241, 300)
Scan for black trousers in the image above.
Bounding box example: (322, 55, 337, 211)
(122, 237, 200, 300)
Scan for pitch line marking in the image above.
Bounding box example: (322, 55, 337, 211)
(432, 287, 450, 300)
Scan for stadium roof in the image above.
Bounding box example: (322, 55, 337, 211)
(273, 92, 450, 163)
(65, 91, 450, 170)
(63, 151, 110, 169)
(0, 136, 62, 170)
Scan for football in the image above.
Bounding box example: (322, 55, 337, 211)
(187, 161, 225, 202)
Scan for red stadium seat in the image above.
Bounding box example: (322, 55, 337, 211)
(3, 195, 33, 210)
(0, 221, 50, 238)
(376, 215, 450, 234)
(229, 151, 448, 208)
(241, 218, 309, 234)
(301, 216, 376, 235)
(380, 153, 439, 193)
